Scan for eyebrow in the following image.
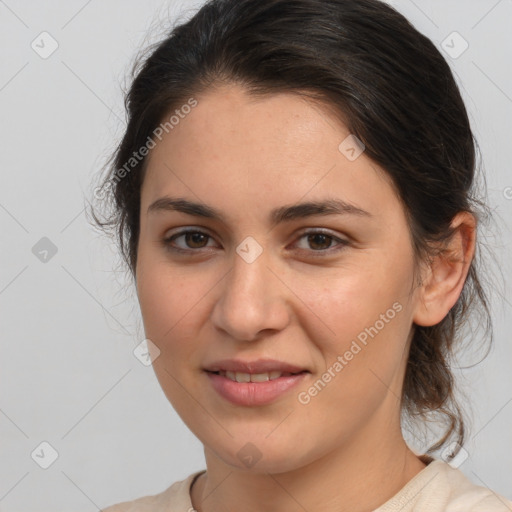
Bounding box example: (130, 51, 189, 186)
(147, 196, 372, 225)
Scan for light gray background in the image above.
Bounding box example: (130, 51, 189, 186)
(1, 0, 511, 510)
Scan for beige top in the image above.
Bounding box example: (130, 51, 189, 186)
(101, 458, 512, 511)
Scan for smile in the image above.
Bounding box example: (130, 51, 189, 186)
(212, 370, 301, 382)
(205, 369, 309, 406)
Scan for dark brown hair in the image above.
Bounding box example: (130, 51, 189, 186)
(90, 0, 496, 458)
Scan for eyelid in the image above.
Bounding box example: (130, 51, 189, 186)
(162, 226, 350, 256)
(163, 227, 219, 252)
(293, 228, 349, 253)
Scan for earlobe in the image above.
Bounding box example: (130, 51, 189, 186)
(413, 212, 476, 327)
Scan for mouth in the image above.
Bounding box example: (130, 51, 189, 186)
(203, 360, 310, 406)
(205, 369, 308, 383)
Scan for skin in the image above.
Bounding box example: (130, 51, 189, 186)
(135, 84, 476, 512)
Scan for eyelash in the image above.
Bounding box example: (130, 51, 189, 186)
(161, 228, 349, 257)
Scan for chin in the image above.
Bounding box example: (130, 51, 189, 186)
(203, 431, 317, 475)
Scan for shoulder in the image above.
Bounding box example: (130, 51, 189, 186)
(376, 459, 512, 512)
(439, 461, 512, 512)
(100, 470, 205, 512)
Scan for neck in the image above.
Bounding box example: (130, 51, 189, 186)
(191, 421, 427, 512)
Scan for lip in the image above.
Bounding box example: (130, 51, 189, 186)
(203, 359, 310, 407)
(203, 358, 307, 374)
(205, 371, 308, 406)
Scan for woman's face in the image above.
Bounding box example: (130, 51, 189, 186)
(136, 84, 423, 473)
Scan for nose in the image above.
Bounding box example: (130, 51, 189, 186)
(210, 246, 291, 342)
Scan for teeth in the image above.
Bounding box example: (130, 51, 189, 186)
(219, 370, 293, 382)
(250, 373, 270, 382)
(235, 372, 251, 383)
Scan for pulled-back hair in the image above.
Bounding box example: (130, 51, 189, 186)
(91, 0, 496, 458)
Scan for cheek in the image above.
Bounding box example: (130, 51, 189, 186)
(136, 254, 220, 363)
(299, 292, 410, 436)
(302, 262, 407, 346)
(136, 253, 190, 341)
(136, 260, 208, 409)
(300, 260, 412, 398)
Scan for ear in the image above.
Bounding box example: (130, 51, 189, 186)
(413, 211, 476, 327)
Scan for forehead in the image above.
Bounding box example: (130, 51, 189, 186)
(147, 86, 341, 164)
(141, 84, 398, 222)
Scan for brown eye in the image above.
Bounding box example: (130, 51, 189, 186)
(183, 232, 209, 249)
(162, 230, 216, 253)
(294, 229, 349, 255)
(306, 233, 334, 251)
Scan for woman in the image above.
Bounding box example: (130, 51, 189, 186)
(94, 0, 511, 510)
